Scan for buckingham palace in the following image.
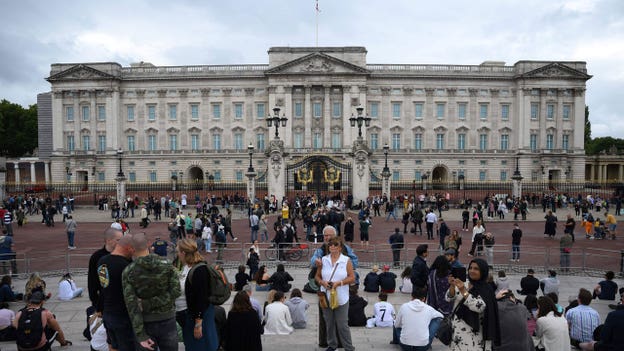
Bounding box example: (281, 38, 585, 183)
(31, 46, 593, 203)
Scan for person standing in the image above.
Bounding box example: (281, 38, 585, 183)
(438, 218, 450, 253)
(64, 215, 77, 250)
(495, 290, 533, 351)
(315, 236, 356, 351)
(97, 234, 136, 351)
(564, 213, 576, 242)
(469, 220, 486, 256)
(343, 216, 355, 243)
(559, 231, 573, 272)
(359, 215, 372, 250)
(511, 223, 522, 262)
(544, 210, 558, 239)
(2, 210, 13, 236)
(410, 244, 429, 289)
(389, 228, 404, 268)
(605, 211, 617, 239)
(249, 212, 259, 243)
(425, 210, 438, 240)
(122, 233, 180, 351)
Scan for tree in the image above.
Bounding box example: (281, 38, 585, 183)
(0, 99, 38, 157)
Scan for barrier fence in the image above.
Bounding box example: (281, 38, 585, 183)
(4, 180, 622, 207)
(3, 243, 622, 278)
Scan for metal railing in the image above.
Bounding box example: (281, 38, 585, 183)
(4, 243, 621, 278)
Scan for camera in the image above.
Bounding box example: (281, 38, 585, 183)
(327, 282, 334, 289)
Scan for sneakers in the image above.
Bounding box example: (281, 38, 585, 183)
(68, 246, 76, 250)
(233, 237, 238, 241)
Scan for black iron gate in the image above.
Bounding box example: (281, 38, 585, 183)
(286, 155, 351, 199)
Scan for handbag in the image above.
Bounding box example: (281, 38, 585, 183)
(318, 261, 340, 309)
(436, 294, 465, 346)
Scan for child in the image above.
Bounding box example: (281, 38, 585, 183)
(234, 265, 251, 291)
(583, 217, 593, 239)
(367, 292, 395, 328)
(246, 248, 260, 280)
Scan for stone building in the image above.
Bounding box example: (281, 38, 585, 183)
(33, 46, 592, 202)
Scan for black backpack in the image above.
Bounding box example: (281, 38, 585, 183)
(16, 307, 44, 349)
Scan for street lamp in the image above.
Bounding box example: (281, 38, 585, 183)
(266, 106, 288, 139)
(116, 148, 124, 178)
(65, 166, 72, 182)
(349, 105, 372, 140)
(382, 143, 390, 176)
(247, 142, 255, 173)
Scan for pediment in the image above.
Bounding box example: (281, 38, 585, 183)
(47, 64, 118, 82)
(266, 52, 369, 75)
(516, 63, 591, 80)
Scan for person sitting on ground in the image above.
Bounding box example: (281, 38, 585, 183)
(347, 285, 368, 327)
(267, 263, 294, 293)
(24, 272, 51, 300)
(363, 265, 380, 293)
(581, 289, 624, 351)
(495, 290, 533, 351)
(0, 275, 23, 303)
(524, 294, 539, 336)
(263, 290, 294, 335)
(284, 288, 309, 329)
(566, 288, 601, 348)
(495, 270, 510, 294)
(234, 265, 251, 291)
(540, 270, 560, 296)
(14, 291, 72, 349)
(393, 286, 443, 348)
(0, 302, 16, 341)
(593, 271, 619, 300)
(57, 273, 83, 301)
(254, 265, 271, 292)
(378, 265, 397, 293)
(534, 296, 570, 351)
(546, 292, 564, 315)
(517, 268, 539, 296)
(367, 292, 395, 328)
(398, 266, 413, 294)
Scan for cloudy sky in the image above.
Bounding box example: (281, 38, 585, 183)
(1, 0, 622, 138)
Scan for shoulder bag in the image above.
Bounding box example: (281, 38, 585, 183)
(436, 293, 465, 346)
(317, 261, 339, 309)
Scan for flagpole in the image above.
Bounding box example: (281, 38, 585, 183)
(315, 0, 319, 47)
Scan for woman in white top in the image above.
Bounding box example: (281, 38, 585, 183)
(315, 235, 356, 351)
(534, 296, 570, 351)
(399, 266, 413, 294)
(470, 220, 486, 256)
(263, 290, 293, 335)
(57, 273, 83, 301)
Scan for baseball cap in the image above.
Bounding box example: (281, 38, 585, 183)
(383, 265, 390, 271)
(444, 248, 457, 256)
(28, 291, 45, 304)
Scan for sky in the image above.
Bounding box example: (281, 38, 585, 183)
(1, 0, 623, 138)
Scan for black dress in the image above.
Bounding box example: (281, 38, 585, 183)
(224, 309, 262, 351)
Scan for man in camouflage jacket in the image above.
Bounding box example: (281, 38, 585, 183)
(122, 232, 180, 351)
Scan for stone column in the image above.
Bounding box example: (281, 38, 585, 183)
(323, 85, 331, 148)
(304, 85, 312, 147)
(14, 163, 20, 185)
(351, 139, 371, 205)
(0, 159, 6, 201)
(116, 175, 127, 203)
(266, 139, 286, 202)
(597, 164, 603, 182)
(30, 162, 36, 183)
(246, 171, 257, 204)
(382, 171, 392, 199)
(44, 161, 50, 184)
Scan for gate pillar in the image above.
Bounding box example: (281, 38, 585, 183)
(266, 140, 286, 202)
(351, 139, 371, 207)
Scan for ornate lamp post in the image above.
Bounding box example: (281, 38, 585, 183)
(266, 106, 288, 139)
(349, 105, 372, 140)
(115, 147, 126, 202)
(381, 143, 392, 198)
(511, 156, 524, 200)
(246, 142, 257, 204)
(458, 174, 466, 207)
(65, 166, 72, 182)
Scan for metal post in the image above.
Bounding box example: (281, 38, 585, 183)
(620, 250, 624, 277)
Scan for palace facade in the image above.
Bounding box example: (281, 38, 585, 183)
(30, 46, 594, 200)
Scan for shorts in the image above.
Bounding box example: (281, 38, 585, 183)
(360, 232, 369, 241)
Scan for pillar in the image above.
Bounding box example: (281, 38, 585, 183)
(351, 140, 371, 205)
(14, 163, 20, 185)
(116, 175, 127, 202)
(30, 162, 36, 183)
(304, 85, 312, 147)
(323, 85, 331, 148)
(382, 172, 392, 199)
(266, 139, 286, 202)
(246, 171, 257, 204)
(44, 161, 50, 184)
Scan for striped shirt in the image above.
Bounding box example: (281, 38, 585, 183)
(565, 304, 600, 342)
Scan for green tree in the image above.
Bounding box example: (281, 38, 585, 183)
(0, 99, 38, 157)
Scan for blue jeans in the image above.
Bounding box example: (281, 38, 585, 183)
(512, 244, 520, 260)
(204, 239, 211, 252)
(393, 317, 442, 349)
(144, 317, 178, 351)
(251, 228, 258, 243)
(67, 231, 75, 247)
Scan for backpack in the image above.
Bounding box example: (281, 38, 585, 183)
(188, 262, 232, 305)
(17, 307, 44, 349)
(216, 228, 226, 243)
(179, 217, 186, 226)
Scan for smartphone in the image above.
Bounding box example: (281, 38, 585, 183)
(451, 266, 467, 282)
